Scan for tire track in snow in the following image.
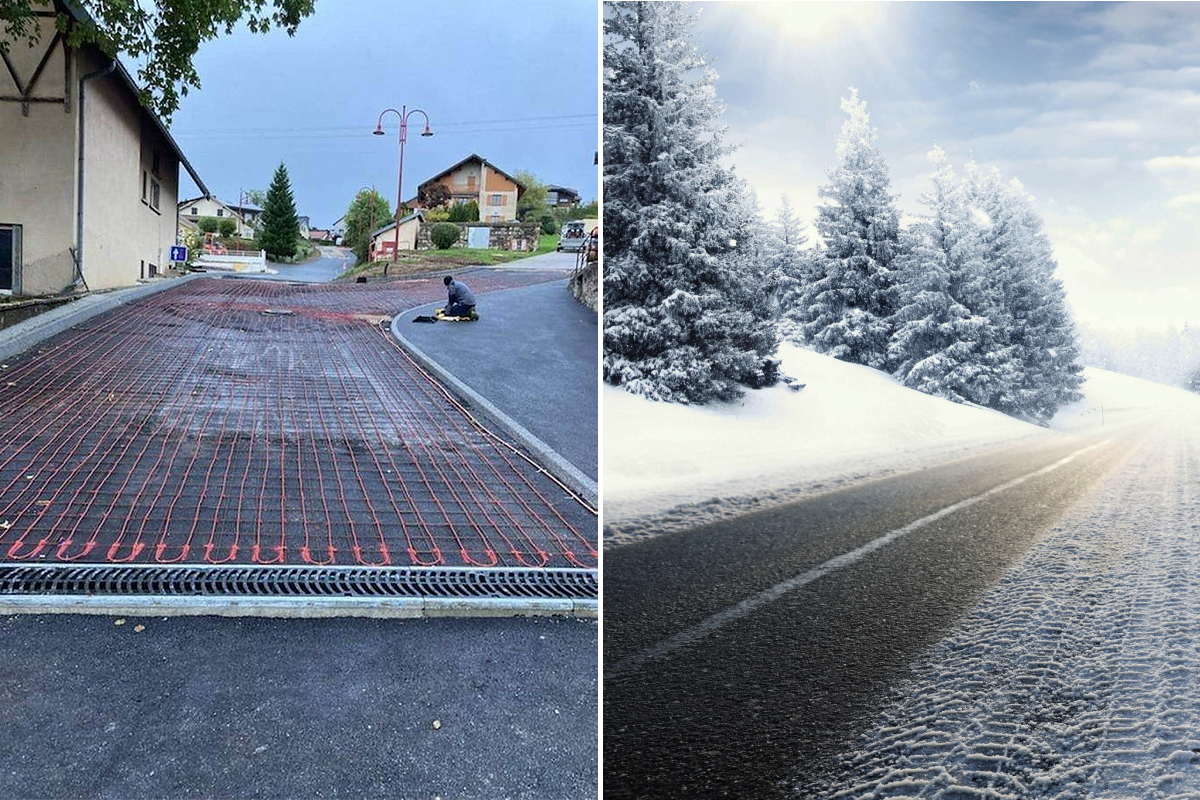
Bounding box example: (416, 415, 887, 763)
(801, 419, 1200, 799)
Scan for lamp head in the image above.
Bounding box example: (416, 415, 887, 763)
(372, 124, 385, 136)
(421, 124, 433, 138)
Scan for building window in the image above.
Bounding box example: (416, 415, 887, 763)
(216, 209, 224, 217)
(141, 171, 148, 203)
(490, 194, 506, 206)
(191, 207, 198, 215)
(0, 223, 21, 293)
(151, 149, 160, 176)
(149, 179, 161, 212)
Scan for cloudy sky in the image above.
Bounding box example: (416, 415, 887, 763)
(169, 0, 598, 228)
(691, 1, 1200, 331)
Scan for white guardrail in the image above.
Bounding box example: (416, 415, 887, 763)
(192, 250, 269, 273)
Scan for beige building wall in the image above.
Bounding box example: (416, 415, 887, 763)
(79, 49, 179, 289)
(2, 23, 192, 295)
(370, 217, 420, 256)
(0, 11, 76, 294)
(481, 165, 519, 222)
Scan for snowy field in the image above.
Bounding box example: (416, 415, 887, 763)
(802, 395, 1200, 799)
(604, 346, 1195, 545)
(605, 344, 1046, 543)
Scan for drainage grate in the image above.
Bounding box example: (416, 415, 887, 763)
(0, 564, 597, 600)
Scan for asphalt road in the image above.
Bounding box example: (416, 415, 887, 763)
(400, 278, 597, 480)
(251, 247, 355, 282)
(603, 430, 1138, 799)
(0, 614, 597, 799)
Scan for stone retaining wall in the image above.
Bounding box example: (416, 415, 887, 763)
(417, 222, 541, 252)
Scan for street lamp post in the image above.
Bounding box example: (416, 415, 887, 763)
(374, 106, 432, 276)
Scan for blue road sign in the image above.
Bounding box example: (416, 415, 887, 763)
(170, 245, 188, 263)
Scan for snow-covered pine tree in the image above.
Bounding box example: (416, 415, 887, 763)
(963, 165, 1084, 423)
(888, 147, 1001, 405)
(765, 195, 811, 335)
(795, 89, 903, 369)
(603, 1, 777, 404)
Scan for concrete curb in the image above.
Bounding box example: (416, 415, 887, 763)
(390, 304, 599, 508)
(0, 595, 598, 619)
(0, 273, 207, 363)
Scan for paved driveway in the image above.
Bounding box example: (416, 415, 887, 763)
(400, 279, 597, 480)
(0, 613, 597, 799)
(0, 272, 595, 569)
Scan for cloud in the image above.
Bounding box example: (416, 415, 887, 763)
(968, 80, 982, 94)
(1167, 192, 1200, 208)
(1146, 155, 1200, 173)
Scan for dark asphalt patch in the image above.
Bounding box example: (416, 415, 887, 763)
(0, 613, 597, 799)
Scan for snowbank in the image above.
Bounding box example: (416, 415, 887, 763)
(1051, 365, 1200, 432)
(604, 343, 1050, 544)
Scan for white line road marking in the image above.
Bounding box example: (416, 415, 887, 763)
(607, 438, 1115, 679)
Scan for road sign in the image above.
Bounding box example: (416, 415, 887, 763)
(170, 245, 188, 263)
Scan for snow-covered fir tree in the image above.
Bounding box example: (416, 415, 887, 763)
(765, 195, 811, 335)
(888, 147, 1002, 405)
(794, 89, 903, 369)
(962, 164, 1084, 423)
(603, 1, 777, 404)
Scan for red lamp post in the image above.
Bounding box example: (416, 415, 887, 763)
(373, 106, 433, 276)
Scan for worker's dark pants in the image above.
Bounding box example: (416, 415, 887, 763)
(445, 302, 475, 317)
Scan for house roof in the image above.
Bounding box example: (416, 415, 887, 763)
(370, 211, 424, 239)
(62, 2, 210, 197)
(227, 203, 262, 214)
(547, 185, 579, 195)
(418, 153, 525, 193)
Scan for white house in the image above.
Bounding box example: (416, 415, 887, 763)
(1, 3, 208, 294)
(178, 196, 255, 238)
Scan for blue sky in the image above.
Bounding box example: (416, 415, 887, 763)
(170, 0, 598, 226)
(691, 1, 1200, 330)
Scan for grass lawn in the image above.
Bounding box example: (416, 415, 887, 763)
(338, 233, 560, 281)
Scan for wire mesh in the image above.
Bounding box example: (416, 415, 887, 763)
(0, 273, 596, 572)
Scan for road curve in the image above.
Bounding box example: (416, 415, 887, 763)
(603, 430, 1138, 799)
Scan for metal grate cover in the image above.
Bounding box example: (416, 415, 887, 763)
(0, 564, 597, 600)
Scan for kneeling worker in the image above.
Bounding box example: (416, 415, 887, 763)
(442, 275, 478, 319)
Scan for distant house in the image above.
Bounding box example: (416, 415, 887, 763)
(178, 196, 255, 238)
(546, 185, 581, 207)
(308, 229, 332, 243)
(227, 202, 263, 231)
(1, 3, 208, 294)
(412, 154, 524, 223)
(330, 214, 347, 244)
(297, 215, 311, 239)
(369, 212, 424, 260)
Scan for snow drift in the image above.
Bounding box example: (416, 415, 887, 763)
(605, 343, 1049, 544)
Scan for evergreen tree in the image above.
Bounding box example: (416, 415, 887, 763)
(795, 89, 903, 370)
(603, 1, 777, 404)
(768, 195, 812, 338)
(888, 148, 1001, 405)
(258, 162, 301, 261)
(963, 164, 1084, 423)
